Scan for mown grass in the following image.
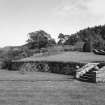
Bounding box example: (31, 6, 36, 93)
(16, 51, 105, 63)
(0, 70, 105, 105)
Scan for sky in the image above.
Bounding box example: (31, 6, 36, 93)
(0, 0, 105, 47)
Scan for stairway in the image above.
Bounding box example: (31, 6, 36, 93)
(76, 63, 99, 82)
(79, 71, 96, 82)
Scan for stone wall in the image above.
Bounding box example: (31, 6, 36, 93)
(96, 66, 105, 83)
(11, 61, 84, 76)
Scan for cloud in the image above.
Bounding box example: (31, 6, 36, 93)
(88, 0, 105, 15)
(55, 0, 88, 16)
(53, 0, 93, 25)
(52, 0, 105, 29)
(86, 0, 105, 25)
(86, 0, 105, 26)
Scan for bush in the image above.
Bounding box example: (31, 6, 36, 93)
(2, 59, 12, 70)
(83, 41, 91, 52)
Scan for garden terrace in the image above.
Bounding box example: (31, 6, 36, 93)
(11, 51, 105, 83)
(12, 51, 105, 64)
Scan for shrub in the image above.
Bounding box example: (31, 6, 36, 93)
(2, 59, 12, 70)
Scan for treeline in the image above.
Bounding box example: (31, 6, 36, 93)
(65, 25, 105, 49)
(1, 24, 105, 63)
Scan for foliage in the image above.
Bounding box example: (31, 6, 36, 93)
(48, 38, 56, 46)
(58, 33, 65, 45)
(58, 33, 65, 39)
(58, 33, 69, 45)
(64, 34, 78, 45)
(27, 30, 53, 49)
(83, 41, 91, 52)
(64, 25, 105, 50)
(2, 59, 12, 69)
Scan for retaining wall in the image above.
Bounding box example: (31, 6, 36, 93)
(11, 61, 84, 76)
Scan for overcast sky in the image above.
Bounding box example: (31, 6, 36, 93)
(0, 0, 105, 47)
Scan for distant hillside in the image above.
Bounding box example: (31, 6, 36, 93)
(65, 25, 105, 50)
(1, 25, 105, 62)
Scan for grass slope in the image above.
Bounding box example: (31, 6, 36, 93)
(15, 51, 105, 63)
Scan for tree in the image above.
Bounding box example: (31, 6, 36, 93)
(83, 40, 91, 52)
(58, 33, 65, 45)
(65, 35, 78, 45)
(27, 30, 51, 49)
(58, 33, 65, 39)
(48, 38, 56, 46)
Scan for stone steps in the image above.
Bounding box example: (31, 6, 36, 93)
(76, 63, 105, 83)
(76, 63, 99, 83)
(79, 76, 95, 82)
(76, 63, 98, 79)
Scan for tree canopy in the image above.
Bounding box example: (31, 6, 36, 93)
(27, 30, 55, 49)
(64, 25, 105, 50)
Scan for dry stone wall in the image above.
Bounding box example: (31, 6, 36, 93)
(96, 66, 105, 83)
(11, 61, 84, 75)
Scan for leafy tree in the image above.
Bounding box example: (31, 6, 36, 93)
(58, 33, 65, 45)
(64, 24, 105, 50)
(100, 27, 105, 40)
(48, 38, 56, 46)
(64, 35, 78, 45)
(58, 33, 65, 39)
(27, 30, 51, 49)
(83, 40, 91, 52)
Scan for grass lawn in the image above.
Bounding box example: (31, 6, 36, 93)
(16, 51, 105, 63)
(0, 70, 105, 105)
